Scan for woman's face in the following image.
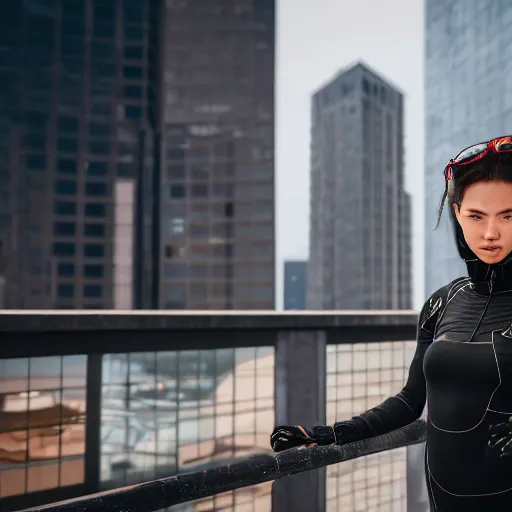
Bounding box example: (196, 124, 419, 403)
(453, 180, 512, 264)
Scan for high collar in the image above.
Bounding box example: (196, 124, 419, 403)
(450, 209, 512, 295)
(464, 257, 512, 295)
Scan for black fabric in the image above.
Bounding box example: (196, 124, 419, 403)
(333, 276, 465, 443)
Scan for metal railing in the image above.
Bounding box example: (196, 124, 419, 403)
(22, 420, 427, 511)
(0, 310, 420, 512)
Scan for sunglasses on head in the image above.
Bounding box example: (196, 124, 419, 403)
(444, 135, 512, 181)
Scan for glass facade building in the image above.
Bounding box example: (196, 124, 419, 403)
(308, 63, 412, 310)
(424, 0, 512, 296)
(160, 0, 275, 310)
(0, 0, 159, 310)
(0, 0, 275, 311)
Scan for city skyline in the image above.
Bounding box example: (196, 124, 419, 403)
(0, 0, 275, 310)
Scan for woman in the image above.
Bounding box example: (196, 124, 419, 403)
(271, 135, 512, 511)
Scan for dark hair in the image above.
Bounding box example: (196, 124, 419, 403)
(435, 152, 512, 228)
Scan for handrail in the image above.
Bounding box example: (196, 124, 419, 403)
(22, 420, 427, 512)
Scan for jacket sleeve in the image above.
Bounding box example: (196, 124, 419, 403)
(332, 282, 456, 444)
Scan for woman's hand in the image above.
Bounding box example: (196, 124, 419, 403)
(488, 417, 512, 456)
(270, 425, 335, 452)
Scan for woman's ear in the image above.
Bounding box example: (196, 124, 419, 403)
(452, 203, 461, 221)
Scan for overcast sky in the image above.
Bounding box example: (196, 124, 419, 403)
(275, 0, 425, 309)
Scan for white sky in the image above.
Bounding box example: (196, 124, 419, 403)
(275, 0, 425, 310)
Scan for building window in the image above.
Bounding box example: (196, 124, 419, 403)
(125, 105, 142, 119)
(54, 222, 76, 236)
(55, 179, 77, 195)
(58, 117, 79, 133)
(123, 66, 143, 79)
(167, 148, 185, 160)
(84, 285, 102, 298)
(165, 245, 184, 259)
(25, 132, 46, 150)
(117, 163, 133, 177)
(53, 242, 75, 256)
(225, 202, 234, 217)
(189, 147, 209, 160)
(170, 184, 185, 199)
(84, 223, 105, 237)
(168, 165, 185, 178)
(86, 161, 108, 176)
(26, 154, 46, 170)
(192, 184, 208, 198)
(58, 158, 77, 174)
(89, 141, 110, 155)
(165, 285, 186, 309)
(27, 111, 48, 128)
(89, 122, 110, 138)
(165, 263, 187, 278)
(125, 25, 143, 40)
(124, 46, 143, 59)
(170, 217, 185, 234)
(57, 263, 75, 277)
(91, 102, 111, 117)
(85, 182, 107, 196)
(54, 201, 77, 215)
(57, 283, 74, 298)
(57, 137, 78, 153)
(84, 244, 104, 258)
(84, 264, 104, 278)
(85, 203, 106, 217)
(124, 85, 142, 98)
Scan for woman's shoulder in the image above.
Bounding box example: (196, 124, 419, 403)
(426, 276, 471, 305)
(419, 277, 470, 331)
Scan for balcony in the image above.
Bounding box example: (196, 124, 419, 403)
(0, 310, 425, 512)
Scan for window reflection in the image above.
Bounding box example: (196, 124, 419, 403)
(100, 347, 275, 511)
(0, 356, 87, 498)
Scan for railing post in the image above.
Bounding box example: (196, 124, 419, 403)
(272, 329, 326, 512)
(85, 353, 102, 494)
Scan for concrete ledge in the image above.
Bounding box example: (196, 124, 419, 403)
(0, 310, 419, 332)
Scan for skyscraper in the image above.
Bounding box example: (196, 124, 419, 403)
(283, 260, 307, 310)
(424, 0, 511, 297)
(0, 0, 275, 310)
(308, 63, 412, 310)
(160, 0, 275, 310)
(0, 0, 159, 310)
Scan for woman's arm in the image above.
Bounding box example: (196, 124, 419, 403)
(271, 278, 464, 452)
(332, 294, 441, 443)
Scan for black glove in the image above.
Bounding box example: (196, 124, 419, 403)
(488, 417, 512, 456)
(270, 425, 335, 452)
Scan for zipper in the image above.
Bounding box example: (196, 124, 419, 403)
(469, 269, 496, 342)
